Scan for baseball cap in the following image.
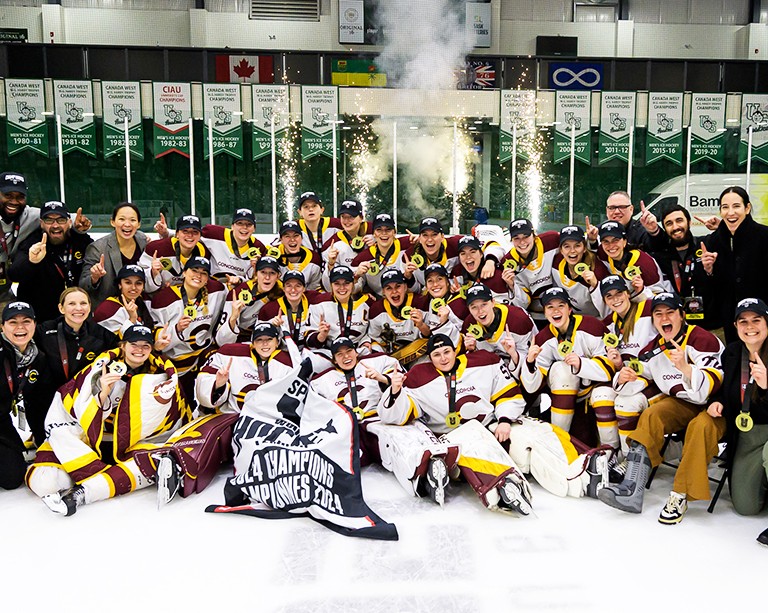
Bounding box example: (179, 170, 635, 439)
(509, 219, 534, 238)
(427, 333, 454, 355)
(559, 225, 586, 245)
(457, 235, 482, 252)
(598, 221, 626, 240)
(123, 324, 154, 344)
(651, 292, 684, 312)
(282, 270, 306, 286)
(339, 200, 363, 217)
(381, 268, 406, 287)
(279, 220, 302, 237)
(0, 172, 27, 196)
(331, 336, 356, 355)
(176, 215, 202, 232)
(464, 283, 493, 306)
(299, 191, 322, 207)
(1, 301, 35, 322)
(599, 275, 629, 297)
(232, 208, 256, 225)
(734, 298, 768, 320)
(251, 322, 280, 340)
(424, 263, 449, 280)
(40, 201, 69, 219)
(183, 256, 211, 274)
(117, 264, 146, 282)
(329, 265, 354, 283)
(418, 217, 443, 234)
(255, 256, 280, 272)
(372, 213, 396, 231)
(540, 287, 572, 307)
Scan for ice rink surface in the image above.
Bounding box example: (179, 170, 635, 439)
(2, 456, 765, 613)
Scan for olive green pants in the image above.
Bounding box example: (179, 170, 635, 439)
(730, 424, 768, 516)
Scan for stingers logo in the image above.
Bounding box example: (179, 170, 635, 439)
(28, 369, 38, 383)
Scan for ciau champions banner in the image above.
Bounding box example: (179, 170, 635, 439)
(4, 79, 48, 157)
(739, 94, 768, 165)
(54, 80, 96, 157)
(101, 81, 143, 159)
(646, 93, 683, 166)
(499, 90, 536, 163)
(203, 83, 243, 160)
(554, 91, 591, 164)
(690, 93, 726, 166)
(598, 91, 635, 164)
(251, 85, 290, 161)
(301, 86, 338, 161)
(152, 82, 191, 159)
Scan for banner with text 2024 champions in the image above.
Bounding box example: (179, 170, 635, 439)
(53, 80, 96, 157)
(4, 79, 48, 157)
(153, 82, 191, 159)
(252, 85, 290, 161)
(499, 90, 536, 163)
(554, 91, 591, 164)
(690, 93, 726, 166)
(646, 93, 683, 166)
(101, 81, 143, 160)
(203, 83, 243, 160)
(598, 92, 635, 164)
(739, 94, 768, 165)
(301, 86, 338, 161)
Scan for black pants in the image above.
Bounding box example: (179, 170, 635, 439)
(0, 439, 26, 490)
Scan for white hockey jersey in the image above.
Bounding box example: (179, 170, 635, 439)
(139, 237, 210, 294)
(305, 293, 373, 349)
(201, 224, 264, 282)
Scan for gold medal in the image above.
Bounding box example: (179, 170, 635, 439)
(238, 289, 253, 304)
(503, 259, 517, 271)
(411, 253, 425, 267)
(266, 246, 281, 258)
(400, 305, 412, 319)
(628, 358, 644, 375)
(467, 323, 483, 339)
(603, 333, 620, 348)
(736, 412, 754, 432)
(574, 262, 589, 276)
(430, 298, 446, 313)
(445, 411, 461, 429)
(109, 361, 128, 376)
(352, 406, 365, 421)
(184, 305, 197, 318)
(624, 266, 641, 280)
(350, 236, 365, 250)
(246, 247, 260, 259)
(160, 258, 173, 271)
(557, 340, 573, 357)
(367, 261, 380, 275)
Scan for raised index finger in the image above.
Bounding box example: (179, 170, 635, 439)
(40, 233, 47, 245)
(753, 351, 765, 367)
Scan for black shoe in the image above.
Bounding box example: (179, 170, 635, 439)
(758, 527, 768, 547)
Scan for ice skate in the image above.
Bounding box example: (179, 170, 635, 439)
(498, 473, 533, 516)
(156, 454, 183, 507)
(42, 485, 85, 517)
(422, 456, 449, 507)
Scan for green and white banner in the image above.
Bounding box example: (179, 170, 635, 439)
(152, 82, 191, 159)
(646, 92, 683, 166)
(499, 90, 536, 163)
(53, 80, 96, 157)
(690, 93, 726, 166)
(598, 91, 635, 164)
(4, 79, 48, 157)
(252, 84, 290, 161)
(203, 83, 243, 160)
(101, 81, 143, 159)
(739, 94, 768, 165)
(554, 91, 591, 165)
(301, 86, 338, 160)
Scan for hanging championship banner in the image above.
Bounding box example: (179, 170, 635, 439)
(499, 90, 536, 163)
(598, 92, 635, 164)
(203, 83, 243, 160)
(4, 79, 48, 157)
(251, 85, 290, 161)
(301, 86, 338, 160)
(739, 94, 768, 165)
(554, 91, 591, 164)
(152, 82, 191, 159)
(101, 81, 143, 160)
(690, 93, 726, 166)
(646, 92, 683, 166)
(53, 80, 96, 157)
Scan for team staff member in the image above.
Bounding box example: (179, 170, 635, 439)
(296, 191, 341, 256)
(551, 225, 609, 318)
(201, 208, 265, 288)
(10, 201, 93, 323)
(586, 190, 653, 252)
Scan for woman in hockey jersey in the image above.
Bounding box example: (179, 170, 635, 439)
(200, 208, 265, 288)
(551, 225, 610, 318)
(258, 270, 320, 348)
(598, 292, 724, 524)
(275, 220, 323, 291)
(322, 199, 372, 273)
(418, 263, 468, 346)
(27, 324, 192, 516)
(450, 236, 515, 305)
(92, 264, 155, 335)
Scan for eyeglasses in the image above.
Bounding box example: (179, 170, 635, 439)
(42, 217, 69, 226)
(607, 205, 632, 211)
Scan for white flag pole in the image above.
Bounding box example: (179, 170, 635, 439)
(511, 123, 517, 221)
(626, 126, 634, 198)
(189, 118, 196, 216)
(684, 125, 692, 210)
(452, 121, 459, 234)
(568, 125, 575, 226)
(747, 125, 754, 193)
(208, 118, 216, 225)
(123, 117, 132, 203)
(332, 120, 338, 217)
(271, 114, 278, 233)
(56, 114, 65, 203)
(393, 121, 398, 226)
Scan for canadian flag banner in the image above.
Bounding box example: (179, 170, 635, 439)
(215, 55, 274, 84)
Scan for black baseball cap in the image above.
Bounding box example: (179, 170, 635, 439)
(0, 172, 27, 196)
(464, 283, 493, 306)
(457, 235, 482, 252)
(734, 298, 768, 320)
(184, 256, 211, 274)
(419, 217, 443, 234)
(509, 219, 534, 238)
(559, 225, 586, 245)
(40, 201, 69, 219)
(381, 268, 406, 287)
(123, 324, 154, 344)
(251, 322, 280, 340)
(339, 200, 363, 217)
(279, 220, 302, 237)
(424, 263, 449, 280)
(372, 213, 396, 231)
(599, 275, 629, 297)
(427, 333, 454, 355)
(117, 264, 146, 282)
(232, 208, 256, 225)
(176, 214, 202, 232)
(282, 270, 306, 286)
(540, 287, 572, 307)
(1, 301, 35, 322)
(331, 336, 356, 355)
(598, 221, 626, 240)
(255, 256, 280, 272)
(330, 265, 354, 283)
(651, 292, 684, 313)
(299, 191, 322, 207)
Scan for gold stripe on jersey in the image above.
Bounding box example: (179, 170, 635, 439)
(557, 258, 578, 288)
(383, 292, 415, 321)
(551, 424, 580, 463)
(490, 381, 520, 404)
(607, 249, 641, 276)
(367, 240, 402, 266)
(61, 450, 101, 475)
(591, 355, 615, 380)
(456, 455, 511, 479)
(508, 235, 546, 271)
(278, 245, 313, 271)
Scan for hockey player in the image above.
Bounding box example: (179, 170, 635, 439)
(378, 333, 533, 513)
(274, 220, 323, 291)
(419, 263, 468, 347)
(322, 199, 372, 273)
(258, 270, 320, 347)
(296, 191, 341, 256)
(93, 264, 156, 334)
(200, 208, 265, 288)
(598, 292, 724, 523)
(450, 236, 515, 305)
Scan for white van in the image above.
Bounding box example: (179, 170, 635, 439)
(643, 174, 768, 227)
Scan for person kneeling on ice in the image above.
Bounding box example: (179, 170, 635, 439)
(598, 292, 724, 524)
(377, 333, 533, 514)
(27, 324, 192, 516)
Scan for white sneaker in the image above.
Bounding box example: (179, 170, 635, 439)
(659, 491, 688, 525)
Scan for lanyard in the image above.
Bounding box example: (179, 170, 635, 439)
(252, 352, 270, 384)
(344, 369, 360, 409)
(171, 240, 202, 276)
(741, 349, 754, 406)
(336, 298, 354, 336)
(57, 322, 84, 381)
(373, 243, 396, 267)
(180, 284, 207, 316)
(52, 243, 75, 285)
(444, 369, 457, 411)
(3, 357, 28, 399)
(342, 230, 365, 253)
(478, 307, 502, 341)
(637, 327, 688, 362)
(671, 256, 695, 295)
(555, 316, 576, 345)
(226, 230, 257, 260)
(305, 220, 324, 253)
(0, 221, 20, 256)
(513, 242, 538, 270)
(282, 297, 304, 343)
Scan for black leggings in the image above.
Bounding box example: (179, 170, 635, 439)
(0, 439, 26, 490)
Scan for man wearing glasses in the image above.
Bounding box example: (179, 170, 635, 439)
(588, 191, 653, 253)
(9, 201, 93, 321)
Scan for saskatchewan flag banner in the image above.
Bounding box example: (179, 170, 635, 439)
(152, 82, 191, 159)
(739, 94, 768, 165)
(4, 79, 48, 157)
(203, 83, 243, 160)
(499, 90, 536, 163)
(331, 59, 386, 87)
(101, 81, 143, 159)
(251, 85, 290, 161)
(646, 92, 683, 166)
(690, 93, 726, 166)
(598, 92, 635, 164)
(554, 91, 591, 164)
(53, 80, 96, 157)
(301, 86, 338, 161)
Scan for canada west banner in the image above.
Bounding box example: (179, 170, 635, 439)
(101, 81, 143, 159)
(554, 91, 591, 164)
(152, 82, 191, 159)
(53, 80, 96, 157)
(739, 94, 768, 165)
(4, 79, 48, 157)
(301, 86, 339, 161)
(690, 93, 726, 166)
(598, 91, 635, 164)
(499, 90, 536, 163)
(203, 84, 243, 160)
(251, 85, 290, 161)
(646, 93, 683, 166)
